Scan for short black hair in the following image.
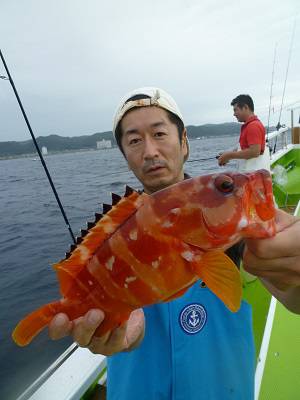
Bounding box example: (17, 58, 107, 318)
(115, 94, 185, 155)
(231, 94, 254, 112)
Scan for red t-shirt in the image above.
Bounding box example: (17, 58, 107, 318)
(239, 115, 265, 153)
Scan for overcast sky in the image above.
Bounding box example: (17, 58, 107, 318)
(0, 0, 299, 142)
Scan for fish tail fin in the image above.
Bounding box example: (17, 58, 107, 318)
(192, 250, 242, 312)
(12, 301, 63, 346)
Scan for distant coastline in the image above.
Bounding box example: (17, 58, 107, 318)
(0, 123, 243, 160)
(0, 147, 103, 161)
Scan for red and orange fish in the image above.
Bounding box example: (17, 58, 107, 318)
(13, 169, 276, 346)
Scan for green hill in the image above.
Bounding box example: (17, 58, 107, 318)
(0, 123, 241, 158)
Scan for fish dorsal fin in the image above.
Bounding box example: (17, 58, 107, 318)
(95, 213, 103, 222)
(187, 249, 242, 312)
(103, 203, 112, 214)
(70, 244, 77, 252)
(125, 185, 135, 197)
(76, 236, 83, 245)
(81, 229, 88, 237)
(53, 188, 143, 296)
(112, 192, 122, 205)
(87, 221, 95, 230)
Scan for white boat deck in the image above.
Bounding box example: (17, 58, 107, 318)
(17, 343, 106, 400)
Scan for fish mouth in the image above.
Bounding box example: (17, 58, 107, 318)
(250, 170, 275, 221)
(240, 171, 276, 238)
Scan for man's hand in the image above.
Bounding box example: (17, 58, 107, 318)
(49, 308, 145, 356)
(218, 151, 232, 166)
(218, 145, 261, 166)
(243, 209, 300, 313)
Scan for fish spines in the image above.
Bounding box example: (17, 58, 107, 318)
(81, 229, 88, 237)
(76, 236, 83, 245)
(95, 212, 103, 222)
(125, 185, 136, 197)
(111, 192, 122, 205)
(102, 203, 112, 214)
(55, 189, 142, 270)
(87, 221, 95, 230)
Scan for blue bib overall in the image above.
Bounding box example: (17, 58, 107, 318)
(107, 281, 255, 400)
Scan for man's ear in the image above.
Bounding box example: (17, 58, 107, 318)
(182, 128, 188, 158)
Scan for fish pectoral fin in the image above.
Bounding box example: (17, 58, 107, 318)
(163, 285, 192, 302)
(191, 250, 242, 312)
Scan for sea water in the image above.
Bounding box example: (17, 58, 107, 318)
(0, 136, 237, 399)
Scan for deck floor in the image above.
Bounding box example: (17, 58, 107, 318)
(281, 166, 300, 194)
(258, 302, 300, 400)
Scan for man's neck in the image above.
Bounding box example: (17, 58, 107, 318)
(142, 172, 189, 194)
(244, 112, 255, 122)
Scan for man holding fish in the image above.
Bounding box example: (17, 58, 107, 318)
(48, 88, 300, 400)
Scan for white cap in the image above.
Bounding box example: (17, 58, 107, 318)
(112, 87, 189, 161)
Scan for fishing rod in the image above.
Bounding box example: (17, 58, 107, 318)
(273, 19, 296, 154)
(276, 19, 296, 129)
(266, 42, 277, 143)
(0, 49, 76, 244)
(187, 156, 219, 163)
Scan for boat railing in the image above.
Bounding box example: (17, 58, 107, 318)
(16, 343, 107, 400)
(267, 126, 289, 142)
(267, 126, 290, 154)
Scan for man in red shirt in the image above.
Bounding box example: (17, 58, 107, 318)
(218, 94, 268, 171)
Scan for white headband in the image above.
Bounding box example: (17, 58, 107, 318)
(112, 87, 189, 161)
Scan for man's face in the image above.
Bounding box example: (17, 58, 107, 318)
(233, 104, 248, 122)
(120, 106, 188, 194)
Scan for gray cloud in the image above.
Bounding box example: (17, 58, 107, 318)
(0, 0, 299, 141)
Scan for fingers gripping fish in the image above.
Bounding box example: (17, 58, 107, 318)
(12, 169, 276, 346)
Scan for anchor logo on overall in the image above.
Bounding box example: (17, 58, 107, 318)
(179, 303, 207, 334)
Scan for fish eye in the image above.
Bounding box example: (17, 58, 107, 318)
(215, 175, 234, 193)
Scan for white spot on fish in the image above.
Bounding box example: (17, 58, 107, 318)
(125, 276, 137, 284)
(88, 280, 94, 286)
(207, 180, 215, 189)
(236, 187, 244, 197)
(103, 219, 115, 234)
(181, 251, 195, 262)
(171, 208, 180, 215)
(79, 245, 90, 262)
(129, 229, 138, 241)
(151, 256, 162, 269)
(162, 220, 173, 228)
(257, 190, 266, 201)
(228, 234, 238, 242)
(105, 256, 115, 271)
(238, 217, 248, 229)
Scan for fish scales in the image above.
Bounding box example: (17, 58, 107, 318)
(12, 170, 276, 346)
